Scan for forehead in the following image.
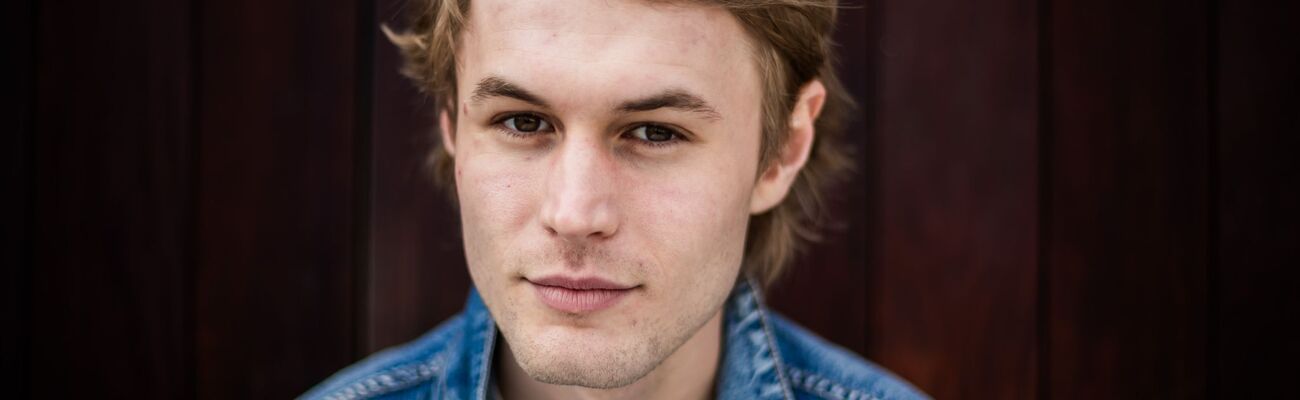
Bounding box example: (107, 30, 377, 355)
(459, 0, 759, 112)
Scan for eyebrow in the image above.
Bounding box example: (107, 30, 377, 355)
(470, 76, 549, 107)
(469, 76, 722, 121)
(618, 89, 722, 121)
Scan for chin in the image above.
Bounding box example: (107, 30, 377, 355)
(526, 362, 648, 389)
(507, 328, 667, 389)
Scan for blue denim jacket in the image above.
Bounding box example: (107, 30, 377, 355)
(302, 279, 929, 400)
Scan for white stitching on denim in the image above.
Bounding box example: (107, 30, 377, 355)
(788, 367, 881, 400)
(319, 357, 443, 400)
(472, 310, 497, 400)
(747, 275, 797, 400)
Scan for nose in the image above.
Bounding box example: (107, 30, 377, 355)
(538, 135, 620, 241)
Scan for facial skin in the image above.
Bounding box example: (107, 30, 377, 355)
(442, 0, 825, 398)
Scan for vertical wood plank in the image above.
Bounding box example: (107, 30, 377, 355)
(867, 0, 1041, 397)
(366, 0, 471, 353)
(1215, 0, 1300, 396)
(194, 0, 361, 396)
(29, 0, 195, 397)
(2, 0, 35, 396)
(1046, 0, 1209, 397)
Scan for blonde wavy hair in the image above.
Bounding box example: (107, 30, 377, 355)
(386, 0, 855, 288)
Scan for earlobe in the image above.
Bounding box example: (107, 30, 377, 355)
(748, 79, 827, 214)
(439, 107, 457, 156)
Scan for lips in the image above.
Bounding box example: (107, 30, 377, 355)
(528, 276, 636, 313)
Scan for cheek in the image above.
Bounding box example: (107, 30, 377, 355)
(636, 175, 747, 236)
(456, 141, 543, 257)
(624, 158, 754, 281)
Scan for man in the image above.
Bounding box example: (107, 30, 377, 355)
(304, 0, 928, 398)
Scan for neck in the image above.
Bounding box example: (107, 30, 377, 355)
(496, 309, 723, 400)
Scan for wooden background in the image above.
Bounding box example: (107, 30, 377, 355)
(5, 0, 1296, 398)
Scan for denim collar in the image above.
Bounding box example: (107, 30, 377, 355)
(445, 277, 794, 400)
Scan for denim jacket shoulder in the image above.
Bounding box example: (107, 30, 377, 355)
(765, 312, 928, 400)
(300, 292, 497, 400)
(301, 279, 929, 400)
(717, 280, 929, 400)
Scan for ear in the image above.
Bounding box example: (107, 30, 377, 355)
(439, 106, 457, 156)
(749, 79, 826, 214)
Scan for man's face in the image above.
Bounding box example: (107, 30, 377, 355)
(450, 0, 763, 388)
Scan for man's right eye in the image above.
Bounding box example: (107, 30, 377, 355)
(500, 114, 552, 133)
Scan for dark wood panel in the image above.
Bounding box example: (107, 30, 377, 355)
(29, 0, 195, 398)
(366, 0, 471, 354)
(863, 0, 1042, 398)
(1214, 0, 1300, 396)
(1046, 0, 1209, 397)
(2, 0, 35, 396)
(194, 0, 361, 397)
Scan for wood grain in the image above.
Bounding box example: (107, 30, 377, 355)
(3, 0, 35, 396)
(29, 0, 195, 397)
(193, 0, 361, 397)
(1214, 0, 1300, 396)
(1046, 0, 1209, 397)
(865, 0, 1042, 397)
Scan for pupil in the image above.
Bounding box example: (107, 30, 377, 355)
(646, 126, 672, 141)
(515, 116, 540, 131)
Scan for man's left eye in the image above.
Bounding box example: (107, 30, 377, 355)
(626, 124, 681, 144)
(502, 114, 552, 133)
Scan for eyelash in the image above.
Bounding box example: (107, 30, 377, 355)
(623, 123, 689, 149)
(488, 113, 545, 143)
(490, 113, 689, 148)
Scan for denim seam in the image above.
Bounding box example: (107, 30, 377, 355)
(318, 355, 445, 400)
(472, 310, 497, 400)
(788, 367, 881, 400)
(749, 275, 797, 400)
